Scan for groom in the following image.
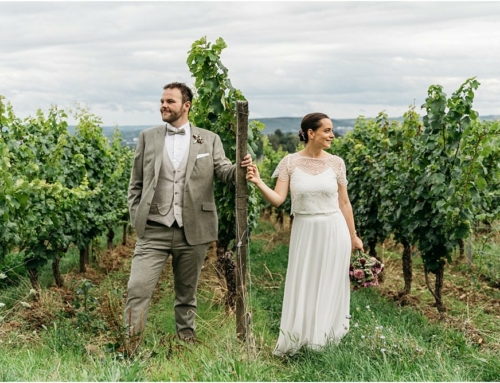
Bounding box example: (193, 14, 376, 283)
(125, 82, 252, 343)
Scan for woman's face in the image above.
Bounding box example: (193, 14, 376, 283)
(309, 118, 335, 149)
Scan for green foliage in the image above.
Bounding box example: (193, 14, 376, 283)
(268, 129, 300, 153)
(0, 95, 133, 286)
(377, 105, 422, 247)
(186, 36, 261, 248)
(252, 135, 292, 224)
(330, 112, 394, 256)
(72, 280, 107, 334)
(411, 77, 500, 275)
(329, 77, 500, 311)
(43, 317, 87, 354)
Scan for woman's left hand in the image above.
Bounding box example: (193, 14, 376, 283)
(351, 236, 364, 252)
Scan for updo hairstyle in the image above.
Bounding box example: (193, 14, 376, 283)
(298, 112, 330, 143)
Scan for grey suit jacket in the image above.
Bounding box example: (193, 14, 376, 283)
(127, 124, 236, 245)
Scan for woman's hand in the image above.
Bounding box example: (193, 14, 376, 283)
(246, 164, 261, 185)
(351, 235, 364, 252)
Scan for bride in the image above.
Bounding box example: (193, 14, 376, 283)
(246, 112, 364, 356)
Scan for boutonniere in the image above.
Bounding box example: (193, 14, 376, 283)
(192, 134, 204, 144)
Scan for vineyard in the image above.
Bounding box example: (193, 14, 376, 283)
(1, 37, 500, 380)
(0, 100, 133, 289)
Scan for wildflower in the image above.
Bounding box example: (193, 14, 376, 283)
(366, 305, 370, 310)
(380, 348, 387, 353)
(0, 303, 5, 308)
(416, 348, 423, 353)
(354, 323, 359, 328)
(20, 301, 31, 308)
(29, 289, 37, 296)
(380, 335, 386, 339)
(0, 273, 7, 279)
(361, 335, 365, 339)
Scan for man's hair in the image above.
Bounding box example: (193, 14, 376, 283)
(163, 82, 193, 105)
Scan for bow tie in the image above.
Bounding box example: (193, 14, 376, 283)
(167, 126, 186, 135)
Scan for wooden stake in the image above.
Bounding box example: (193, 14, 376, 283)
(235, 100, 249, 340)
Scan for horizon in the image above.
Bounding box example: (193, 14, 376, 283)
(91, 113, 500, 129)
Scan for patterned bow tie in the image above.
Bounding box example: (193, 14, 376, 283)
(167, 126, 186, 135)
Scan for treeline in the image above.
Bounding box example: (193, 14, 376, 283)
(0, 97, 133, 289)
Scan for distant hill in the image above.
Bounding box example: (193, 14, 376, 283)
(251, 117, 357, 135)
(253, 114, 500, 135)
(69, 114, 500, 143)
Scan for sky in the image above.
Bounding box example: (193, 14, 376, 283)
(1, 1, 500, 127)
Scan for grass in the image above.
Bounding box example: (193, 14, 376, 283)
(1, 219, 500, 381)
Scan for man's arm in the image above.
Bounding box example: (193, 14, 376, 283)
(212, 134, 237, 184)
(212, 134, 252, 184)
(127, 131, 145, 225)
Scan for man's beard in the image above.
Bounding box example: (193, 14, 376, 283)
(162, 109, 182, 123)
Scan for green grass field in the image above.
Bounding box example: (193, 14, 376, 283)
(1, 219, 499, 381)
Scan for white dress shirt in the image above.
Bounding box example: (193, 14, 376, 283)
(165, 121, 190, 170)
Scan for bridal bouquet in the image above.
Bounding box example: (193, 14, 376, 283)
(349, 249, 384, 290)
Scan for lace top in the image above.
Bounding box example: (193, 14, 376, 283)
(272, 152, 348, 215)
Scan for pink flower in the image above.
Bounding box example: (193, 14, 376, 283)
(349, 249, 384, 290)
(353, 269, 365, 279)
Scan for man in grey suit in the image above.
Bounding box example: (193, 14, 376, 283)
(125, 82, 252, 344)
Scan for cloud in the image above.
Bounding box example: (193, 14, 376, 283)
(1, 1, 499, 126)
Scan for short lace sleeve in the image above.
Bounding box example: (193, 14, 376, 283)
(271, 155, 290, 181)
(336, 156, 348, 186)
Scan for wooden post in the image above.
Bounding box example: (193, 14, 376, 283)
(235, 100, 249, 340)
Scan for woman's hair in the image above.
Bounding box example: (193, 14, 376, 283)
(298, 112, 330, 143)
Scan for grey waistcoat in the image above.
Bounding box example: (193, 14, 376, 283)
(147, 144, 189, 227)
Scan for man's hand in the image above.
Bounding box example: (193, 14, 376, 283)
(240, 154, 253, 168)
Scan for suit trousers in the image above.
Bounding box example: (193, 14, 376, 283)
(124, 221, 208, 337)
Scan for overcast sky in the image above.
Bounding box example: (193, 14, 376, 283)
(1, 1, 499, 126)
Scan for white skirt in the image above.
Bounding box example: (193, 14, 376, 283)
(274, 212, 351, 356)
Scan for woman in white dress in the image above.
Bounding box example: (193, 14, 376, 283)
(246, 112, 364, 356)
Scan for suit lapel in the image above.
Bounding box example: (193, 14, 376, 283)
(185, 124, 201, 181)
(154, 125, 166, 180)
